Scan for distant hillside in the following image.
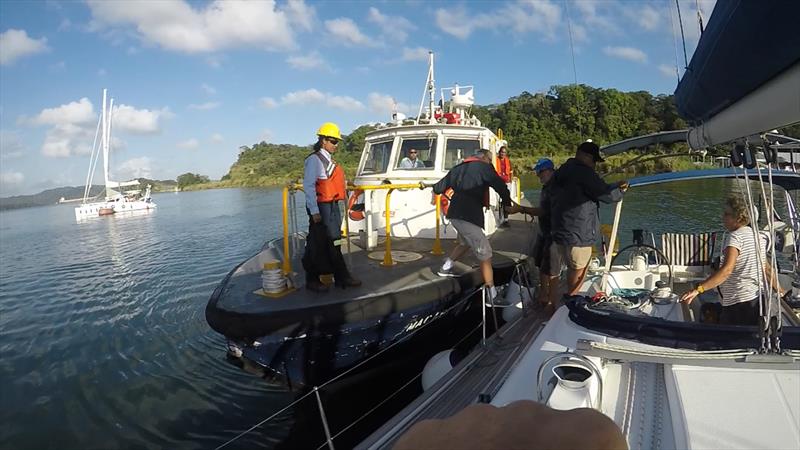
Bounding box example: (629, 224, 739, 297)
(0, 178, 178, 211)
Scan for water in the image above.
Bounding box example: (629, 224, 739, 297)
(0, 179, 794, 449)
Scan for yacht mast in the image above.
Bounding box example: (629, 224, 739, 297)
(416, 51, 435, 125)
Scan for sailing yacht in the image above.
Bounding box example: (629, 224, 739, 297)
(355, 2, 800, 449)
(74, 89, 156, 220)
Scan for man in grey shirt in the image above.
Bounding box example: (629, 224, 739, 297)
(399, 148, 425, 169)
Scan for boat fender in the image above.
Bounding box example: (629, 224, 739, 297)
(421, 349, 456, 391)
(347, 189, 365, 221)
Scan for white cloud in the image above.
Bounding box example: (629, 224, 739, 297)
(281, 88, 327, 105)
(287, 51, 326, 70)
(603, 46, 648, 63)
(368, 93, 410, 116)
(0, 131, 25, 160)
(113, 104, 170, 134)
(327, 95, 365, 112)
(260, 97, 278, 109)
(188, 101, 220, 110)
(0, 171, 25, 193)
(658, 63, 678, 78)
(281, 89, 364, 111)
(435, 1, 561, 40)
(368, 7, 414, 43)
(201, 83, 217, 95)
(86, 0, 297, 53)
(637, 5, 661, 31)
(40, 123, 94, 157)
(30, 98, 96, 126)
(324, 18, 376, 47)
(177, 138, 199, 150)
(0, 29, 49, 65)
(285, 0, 316, 32)
(115, 157, 152, 179)
(211, 133, 224, 143)
(402, 47, 429, 62)
(573, 1, 617, 33)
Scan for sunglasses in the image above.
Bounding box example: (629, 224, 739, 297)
(325, 137, 339, 145)
(409, 151, 417, 154)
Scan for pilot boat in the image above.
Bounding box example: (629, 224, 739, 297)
(205, 53, 537, 391)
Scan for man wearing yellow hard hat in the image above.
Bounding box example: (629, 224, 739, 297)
(301, 122, 362, 292)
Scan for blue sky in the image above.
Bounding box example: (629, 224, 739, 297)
(0, 0, 715, 196)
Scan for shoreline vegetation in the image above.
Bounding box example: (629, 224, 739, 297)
(5, 85, 798, 209)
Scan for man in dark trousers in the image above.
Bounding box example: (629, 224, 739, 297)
(433, 149, 513, 302)
(550, 141, 627, 296)
(302, 122, 361, 293)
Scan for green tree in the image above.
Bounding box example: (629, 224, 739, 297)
(177, 173, 210, 189)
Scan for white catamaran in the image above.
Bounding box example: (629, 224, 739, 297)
(74, 89, 156, 220)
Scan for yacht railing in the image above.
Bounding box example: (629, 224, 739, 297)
(281, 182, 445, 275)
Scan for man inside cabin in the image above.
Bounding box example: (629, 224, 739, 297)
(550, 141, 628, 296)
(433, 149, 514, 303)
(495, 146, 513, 227)
(302, 122, 362, 293)
(399, 148, 425, 169)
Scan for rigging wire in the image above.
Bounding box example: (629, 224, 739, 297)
(695, 0, 705, 34)
(675, 0, 689, 69)
(666, 0, 682, 83)
(564, 0, 583, 141)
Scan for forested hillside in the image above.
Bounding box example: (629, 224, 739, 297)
(187, 84, 799, 190)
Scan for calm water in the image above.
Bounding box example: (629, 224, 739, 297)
(0, 179, 790, 449)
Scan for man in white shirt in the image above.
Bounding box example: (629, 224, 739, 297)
(399, 149, 425, 169)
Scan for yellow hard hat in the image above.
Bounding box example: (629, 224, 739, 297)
(316, 122, 342, 140)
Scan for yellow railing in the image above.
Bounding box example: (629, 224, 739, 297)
(281, 182, 443, 274)
(513, 176, 521, 203)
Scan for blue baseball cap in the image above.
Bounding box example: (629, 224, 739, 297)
(533, 158, 554, 174)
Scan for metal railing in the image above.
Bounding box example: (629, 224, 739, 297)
(281, 182, 446, 274)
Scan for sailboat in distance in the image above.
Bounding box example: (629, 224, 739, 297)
(74, 89, 156, 220)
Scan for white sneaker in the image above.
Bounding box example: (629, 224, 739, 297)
(437, 266, 457, 277)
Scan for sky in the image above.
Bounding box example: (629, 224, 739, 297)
(0, 0, 715, 196)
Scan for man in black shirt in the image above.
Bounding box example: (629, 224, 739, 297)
(550, 141, 627, 295)
(433, 149, 513, 301)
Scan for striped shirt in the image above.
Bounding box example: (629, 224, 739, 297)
(718, 226, 768, 306)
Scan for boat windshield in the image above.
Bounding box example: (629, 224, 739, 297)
(444, 138, 481, 169)
(362, 140, 393, 175)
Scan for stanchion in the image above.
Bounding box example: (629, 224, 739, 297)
(314, 386, 335, 450)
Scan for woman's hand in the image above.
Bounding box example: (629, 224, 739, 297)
(680, 289, 699, 304)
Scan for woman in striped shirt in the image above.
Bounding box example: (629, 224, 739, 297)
(680, 195, 783, 325)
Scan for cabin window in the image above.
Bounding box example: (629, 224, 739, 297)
(444, 138, 481, 169)
(362, 140, 393, 175)
(395, 138, 438, 170)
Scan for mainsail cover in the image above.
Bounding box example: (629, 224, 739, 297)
(674, 1, 800, 125)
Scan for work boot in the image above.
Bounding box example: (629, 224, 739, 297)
(306, 279, 329, 293)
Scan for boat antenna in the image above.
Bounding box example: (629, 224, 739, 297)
(564, 0, 583, 141)
(695, 0, 705, 34)
(675, 0, 689, 69)
(416, 51, 435, 125)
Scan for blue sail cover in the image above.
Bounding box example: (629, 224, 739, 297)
(674, 1, 800, 124)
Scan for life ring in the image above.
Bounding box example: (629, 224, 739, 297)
(348, 189, 365, 221)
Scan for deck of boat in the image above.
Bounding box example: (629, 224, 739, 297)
(355, 309, 548, 450)
(218, 212, 540, 315)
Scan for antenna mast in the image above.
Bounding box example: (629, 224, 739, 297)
(416, 51, 435, 125)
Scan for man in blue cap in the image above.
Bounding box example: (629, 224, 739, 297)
(507, 158, 559, 312)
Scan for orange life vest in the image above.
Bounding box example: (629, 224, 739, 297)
(495, 157, 513, 183)
(311, 152, 346, 203)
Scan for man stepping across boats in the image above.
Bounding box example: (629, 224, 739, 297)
(433, 148, 515, 303)
(550, 141, 628, 296)
(302, 122, 362, 293)
(507, 158, 558, 313)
